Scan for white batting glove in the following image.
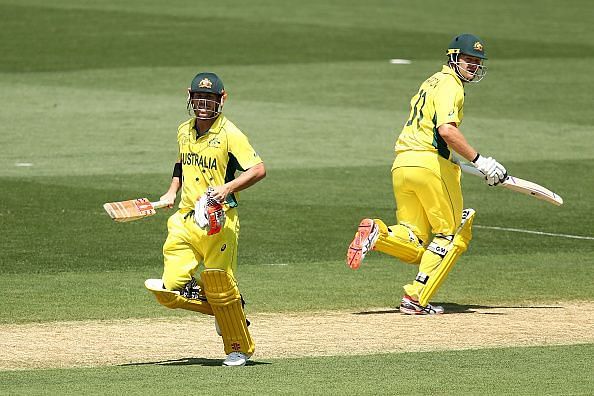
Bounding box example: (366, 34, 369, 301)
(472, 154, 507, 186)
(194, 194, 209, 229)
(194, 188, 226, 235)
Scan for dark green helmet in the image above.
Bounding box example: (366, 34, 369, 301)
(187, 72, 227, 119)
(189, 72, 225, 95)
(446, 34, 487, 83)
(447, 33, 487, 59)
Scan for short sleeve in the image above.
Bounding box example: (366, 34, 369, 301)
(227, 129, 262, 170)
(434, 77, 464, 127)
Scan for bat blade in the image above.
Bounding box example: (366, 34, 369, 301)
(459, 164, 563, 206)
(103, 198, 169, 222)
(500, 176, 564, 206)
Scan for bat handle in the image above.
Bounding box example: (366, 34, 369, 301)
(152, 200, 172, 209)
(459, 163, 486, 178)
(460, 164, 511, 183)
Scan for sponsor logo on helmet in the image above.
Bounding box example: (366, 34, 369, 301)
(473, 41, 484, 52)
(198, 78, 213, 89)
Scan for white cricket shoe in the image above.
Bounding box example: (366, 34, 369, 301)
(222, 352, 249, 367)
(399, 295, 444, 315)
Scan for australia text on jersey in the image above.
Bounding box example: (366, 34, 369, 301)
(180, 153, 218, 170)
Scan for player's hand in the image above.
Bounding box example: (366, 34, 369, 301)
(194, 189, 226, 235)
(208, 184, 231, 203)
(159, 191, 177, 208)
(472, 154, 507, 186)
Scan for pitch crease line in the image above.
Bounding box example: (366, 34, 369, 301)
(475, 225, 594, 240)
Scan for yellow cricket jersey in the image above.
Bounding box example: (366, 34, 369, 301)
(176, 115, 262, 212)
(394, 65, 465, 162)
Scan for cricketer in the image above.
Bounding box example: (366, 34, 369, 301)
(347, 34, 507, 314)
(145, 72, 266, 366)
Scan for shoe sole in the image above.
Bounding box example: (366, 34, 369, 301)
(399, 305, 427, 315)
(222, 361, 247, 367)
(400, 297, 444, 315)
(346, 219, 378, 269)
(222, 354, 249, 366)
(400, 305, 444, 315)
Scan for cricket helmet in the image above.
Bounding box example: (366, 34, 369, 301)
(187, 72, 227, 119)
(447, 33, 487, 83)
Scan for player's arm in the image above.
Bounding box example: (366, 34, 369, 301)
(160, 156, 182, 208)
(209, 162, 266, 203)
(437, 122, 478, 162)
(438, 123, 506, 185)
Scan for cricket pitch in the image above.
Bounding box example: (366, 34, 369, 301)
(1, 302, 592, 370)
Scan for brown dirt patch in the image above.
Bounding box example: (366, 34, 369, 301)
(1, 302, 593, 370)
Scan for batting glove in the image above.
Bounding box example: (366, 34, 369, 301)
(194, 194, 210, 229)
(472, 154, 507, 186)
(194, 188, 226, 235)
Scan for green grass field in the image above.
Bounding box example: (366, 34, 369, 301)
(1, 0, 593, 394)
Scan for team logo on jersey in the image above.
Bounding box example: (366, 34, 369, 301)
(198, 78, 213, 89)
(208, 137, 221, 148)
(473, 41, 484, 52)
(180, 134, 190, 146)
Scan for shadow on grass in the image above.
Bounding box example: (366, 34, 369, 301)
(120, 357, 271, 367)
(354, 303, 564, 315)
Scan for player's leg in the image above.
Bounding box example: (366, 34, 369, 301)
(145, 211, 213, 315)
(201, 269, 254, 366)
(373, 220, 425, 264)
(400, 160, 467, 314)
(200, 209, 254, 366)
(418, 208, 475, 307)
(371, 167, 432, 265)
(392, 167, 432, 248)
(346, 170, 427, 269)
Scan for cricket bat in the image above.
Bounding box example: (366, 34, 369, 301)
(103, 198, 170, 222)
(460, 164, 563, 206)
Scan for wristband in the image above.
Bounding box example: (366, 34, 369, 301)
(471, 153, 481, 163)
(172, 162, 182, 178)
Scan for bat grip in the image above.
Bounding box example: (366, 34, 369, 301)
(151, 200, 172, 209)
(459, 163, 486, 178)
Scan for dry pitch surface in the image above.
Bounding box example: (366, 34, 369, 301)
(2, 302, 593, 370)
